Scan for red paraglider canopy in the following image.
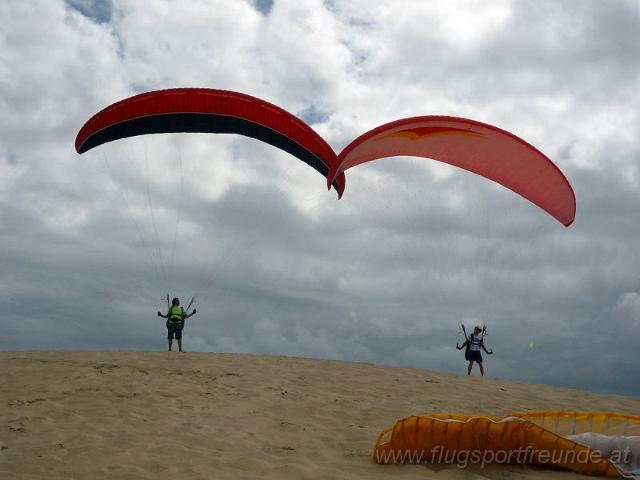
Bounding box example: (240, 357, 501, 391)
(75, 88, 345, 196)
(327, 116, 575, 226)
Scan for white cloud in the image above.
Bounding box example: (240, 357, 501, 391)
(616, 292, 640, 320)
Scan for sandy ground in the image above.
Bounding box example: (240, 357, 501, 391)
(1, 351, 639, 480)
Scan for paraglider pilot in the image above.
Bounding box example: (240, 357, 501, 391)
(158, 298, 196, 352)
(457, 325, 493, 376)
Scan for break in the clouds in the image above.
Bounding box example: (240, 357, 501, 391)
(251, 0, 274, 15)
(1, 0, 639, 397)
(66, 0, 114, 23)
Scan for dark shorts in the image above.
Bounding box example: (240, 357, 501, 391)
(467, 350, 483, 363)
(167, 322, 183, 340)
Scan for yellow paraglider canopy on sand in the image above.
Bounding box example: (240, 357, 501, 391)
(374, 411, 640, 478)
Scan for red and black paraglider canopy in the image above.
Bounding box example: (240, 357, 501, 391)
(75, 88, 345, 196)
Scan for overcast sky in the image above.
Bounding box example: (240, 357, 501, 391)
(1, 0, 639, 397)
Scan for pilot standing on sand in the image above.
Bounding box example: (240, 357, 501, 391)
(158, 297, 196, 352)
(457, 325, 493, 376)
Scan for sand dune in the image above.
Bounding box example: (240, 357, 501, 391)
(1, 351, 638, 479)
